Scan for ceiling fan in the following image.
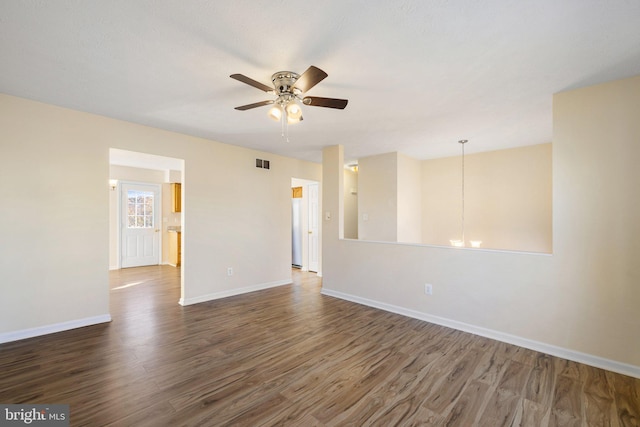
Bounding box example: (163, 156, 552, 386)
(230, 66, 348, 124)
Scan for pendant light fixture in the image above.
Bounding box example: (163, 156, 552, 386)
(450, 139, 482, 248)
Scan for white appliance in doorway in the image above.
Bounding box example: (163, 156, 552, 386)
(120, 182, 161, 268)
(292, 198, 303, 268)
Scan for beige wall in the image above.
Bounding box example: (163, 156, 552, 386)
(343, 169, 358, 239)
(0, 94, 321, 339)
(322, 75, 640, 375)
(422, 144, 552, 252)
(357, 152, 398, 241)
(397, 153, 422, 244)
(552, 75, 640, 367)
(356, 151, 424, 244)
(354, 146, 551, 251)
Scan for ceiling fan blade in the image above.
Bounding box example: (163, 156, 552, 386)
(302, 96, 348, 109)
(293, 66, 328, 93)
(234, 100, 274, 111)
(230, 74, 274, 93)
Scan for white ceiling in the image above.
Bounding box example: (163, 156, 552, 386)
(2, 1, 639, 163)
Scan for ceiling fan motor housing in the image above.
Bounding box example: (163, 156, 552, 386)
(271, 71, 300, 95)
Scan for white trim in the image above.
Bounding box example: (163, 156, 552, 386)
(339, 237, 553, 257)
(0, 314, 112, 344)
(114, 180, 121, 270)
(179, 279, 291, 306)
(321, 288, 640, 379)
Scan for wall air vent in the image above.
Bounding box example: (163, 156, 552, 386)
(255, 159, 270, 169)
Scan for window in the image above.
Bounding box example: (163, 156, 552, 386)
(127, 190, 154, 228)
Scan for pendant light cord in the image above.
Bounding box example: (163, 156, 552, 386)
(457, 140, 468, 244)
(461, 141, 465, 243)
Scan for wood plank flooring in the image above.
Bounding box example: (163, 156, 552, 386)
(1, 266, 638, 426)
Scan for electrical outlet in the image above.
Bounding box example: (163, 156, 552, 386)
(227, 267, 233, 276)
(424, 284, 433, 295)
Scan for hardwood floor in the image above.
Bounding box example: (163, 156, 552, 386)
(1, 266, 638, 426)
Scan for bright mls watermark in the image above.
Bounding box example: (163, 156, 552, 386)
(1, 405, 69, 426)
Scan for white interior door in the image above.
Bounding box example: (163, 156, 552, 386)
(308, 183, 319, 273)
(121, 183, 161, 268)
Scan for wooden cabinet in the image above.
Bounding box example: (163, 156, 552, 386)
(169, 231, 181, 267)
(171, 183, 181, 213)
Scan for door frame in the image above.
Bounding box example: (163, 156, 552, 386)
(307, 182, 319, 273)
(291, 178, 321, 275)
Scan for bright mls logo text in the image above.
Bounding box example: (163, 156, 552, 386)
(1, 404, 69, 426)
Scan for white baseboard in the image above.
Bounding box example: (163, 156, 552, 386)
(321, 288, 640, 379)
(179, 279, 291, 306)
(0, 314, 112, 344)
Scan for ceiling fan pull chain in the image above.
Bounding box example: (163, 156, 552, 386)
(285, 110, 290, 143)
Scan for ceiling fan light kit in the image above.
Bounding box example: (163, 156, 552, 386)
(231, 66, 348, 133)
(267, 105, 282, 122)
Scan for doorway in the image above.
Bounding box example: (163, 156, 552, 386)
(291, 178, 320, 274)
(108, 148, 185, 301)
